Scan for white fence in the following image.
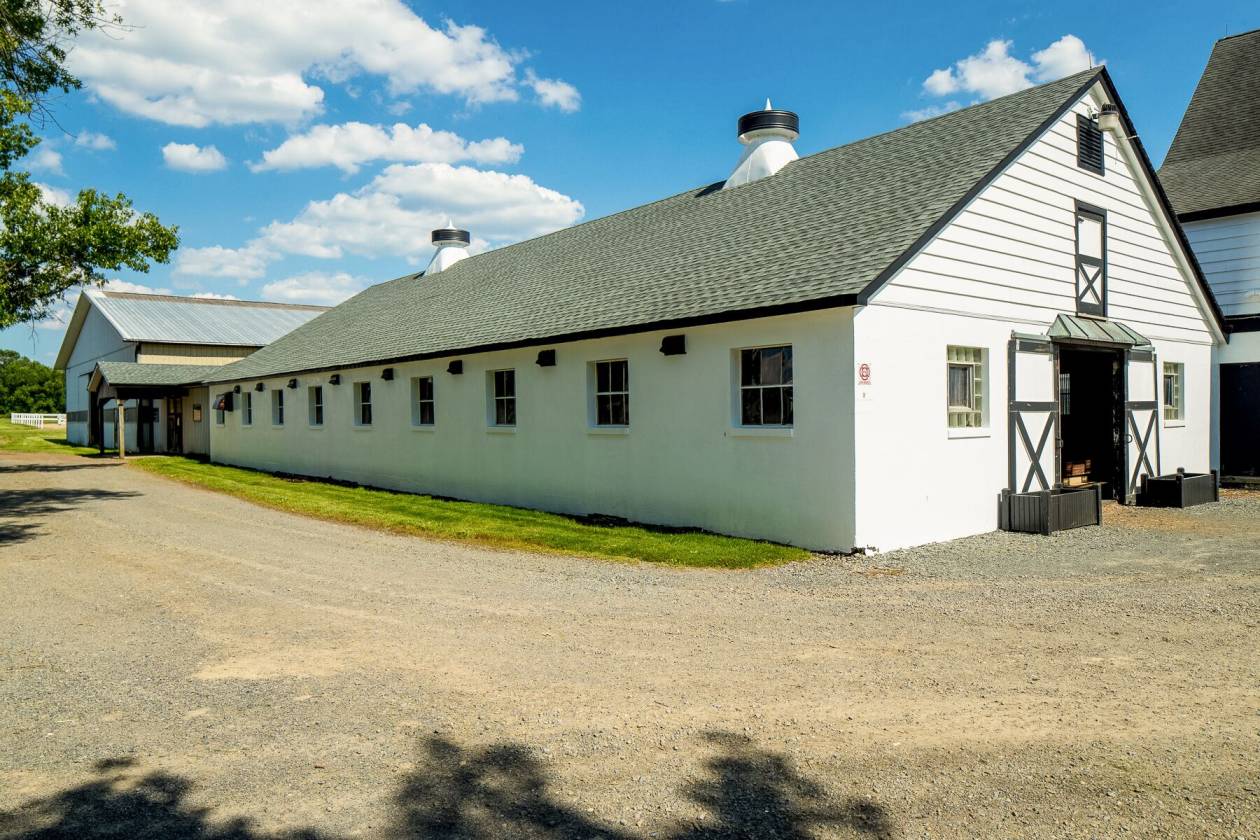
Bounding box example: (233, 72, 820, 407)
(9, 413, 66, 429)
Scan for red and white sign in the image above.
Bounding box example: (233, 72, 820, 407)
(858, 363, 872, 385)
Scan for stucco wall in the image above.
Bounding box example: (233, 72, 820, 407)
(210, 310, 857, 551)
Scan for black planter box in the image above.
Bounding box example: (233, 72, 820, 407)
(1137, 469, 1219, 508)
(998, 484, 1103, 535)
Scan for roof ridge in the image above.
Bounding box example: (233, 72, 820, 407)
(94, 289, 330, 311)
(1218, 26, 1260, 43)
(430, 68, 1104, 281)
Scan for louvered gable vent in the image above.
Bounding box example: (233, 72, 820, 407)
(1076, 113, 1105, 175)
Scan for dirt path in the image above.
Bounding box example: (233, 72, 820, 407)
(1, 453, 1257, 838)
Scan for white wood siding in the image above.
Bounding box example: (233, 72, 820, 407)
(875, 95, 1214, 345)
(1184, 211, 1260, 318)
(62, 306, 134, 445)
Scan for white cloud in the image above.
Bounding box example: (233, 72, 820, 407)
(174, 243, 274, 281)
(261, 271, 371, 305)
(525, 70, 581, 112)
(74, 131, 116, 150)
(35, 182, 73, 207)
(259, 162, 584, 260)
(902, 102, 962, 123)
(918, 35, 1098, 103)
(191, 292, 241, 300)
(162, 142, 229, 172)
(1030, 35, 1095, 83)
(29, 145, 63, 174)
(103, 279, 174, 295)
(68, 0, 579, 126)
(251, 122, 523, 174)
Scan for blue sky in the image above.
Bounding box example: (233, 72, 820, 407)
(5, 0, 1257, 364)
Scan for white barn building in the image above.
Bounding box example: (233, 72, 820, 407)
(54, 290, 327, 455)
(205, 69, 1224, 552)
(1160, 28, 1260, 481)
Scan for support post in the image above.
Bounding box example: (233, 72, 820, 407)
(116, 401, 125, 460)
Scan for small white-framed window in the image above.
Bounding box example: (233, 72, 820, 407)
(1163, 362, 1184, 422)
(490, 369, 516, 426)
(215, 405, 225, 425)
(241, 391, 253, 426)
(271, 389, 284, 426)
(738, 345, 793, 426)
(308, 385, 323, 426)
(411, 376, 435, 426)
(946, 346, 985, 429)
(592, 359, 629, 426)
(354, 381, 372, 426)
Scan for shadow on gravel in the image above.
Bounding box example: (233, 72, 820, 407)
(0, 733, 893, 840)
(0, 462, 120, 474)
(0, 487, 140, 546)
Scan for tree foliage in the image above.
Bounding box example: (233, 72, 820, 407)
(0, 347, 63, 412)
(0, 0, 178, 329)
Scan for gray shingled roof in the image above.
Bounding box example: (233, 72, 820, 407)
(1161, 28, 1260, 217)
(210, 69, 1102, 383)
(95, 361, 225, 387)
(88, 289, 329, 346)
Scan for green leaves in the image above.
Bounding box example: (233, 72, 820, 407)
(0, 348, 64, 412)
(0, 0, 178, 328)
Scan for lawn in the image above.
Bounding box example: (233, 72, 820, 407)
(0, 418, 99, 456)
(131, 457, 810, 569)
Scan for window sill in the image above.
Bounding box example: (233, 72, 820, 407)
(727, 426, 794, 439)
(1164, 420, 1186, 429)
(308, 424, 324, 430)
(487, 426, 517, 435)
(270, 424, 285, 430)
(948, 427, 991, 439)
(351, 425, 373, 431)
(587, 426, 629, 436)
(411, 424, 436, 433)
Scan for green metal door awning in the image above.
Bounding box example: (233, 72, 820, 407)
(1047, 313, 1151, 347)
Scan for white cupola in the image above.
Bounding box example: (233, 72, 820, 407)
(426, 221, 471, 274)
(723, 99, 800, 190)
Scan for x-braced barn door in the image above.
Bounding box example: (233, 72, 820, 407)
(1122, 348, 1161, 501)
(1007, 337, 1057, 492)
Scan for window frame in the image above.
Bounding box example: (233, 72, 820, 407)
(241, 391, 253, 426)
(1163, 362, 1185, 423)
(354, 381, 373, 427)
(1076, 113, 1105, 176)
(489, 368, 516, 428)
(271, 389, 284, 426)
(1074, 201, 1108, 318)
(735, 345, 794, 428)
(591, 359, 629, 428)
(308, 385, 324, 427)
(946, 346, 987, 430)
(411, 375, 435, 427)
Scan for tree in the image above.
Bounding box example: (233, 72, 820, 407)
(0, 0, 178, 329)
(0, 347, 63, 412)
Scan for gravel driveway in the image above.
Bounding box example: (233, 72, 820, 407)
(1, 453, 1257, 839)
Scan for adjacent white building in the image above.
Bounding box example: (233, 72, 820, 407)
(54, 290, 327, 454)
(1160, 27, 1260, 481)
(202, 68, 1223, 552)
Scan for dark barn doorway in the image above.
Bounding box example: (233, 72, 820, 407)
(136, 398, 156, 454)
(165, 397, 184, 454)
(1057, 346, 1125, 499)
(1221, 362, 1260, 478)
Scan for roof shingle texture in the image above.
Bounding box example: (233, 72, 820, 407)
(89, 290, 328, 346)
(95, 361, 225, 387)
(1160, 28, 1260, 216)
(212, 70, 1099, 383)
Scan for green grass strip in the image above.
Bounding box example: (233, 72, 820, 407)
(130, 456, 809, 569)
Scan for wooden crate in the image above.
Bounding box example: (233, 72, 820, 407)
(998, 484, 1103, 535)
